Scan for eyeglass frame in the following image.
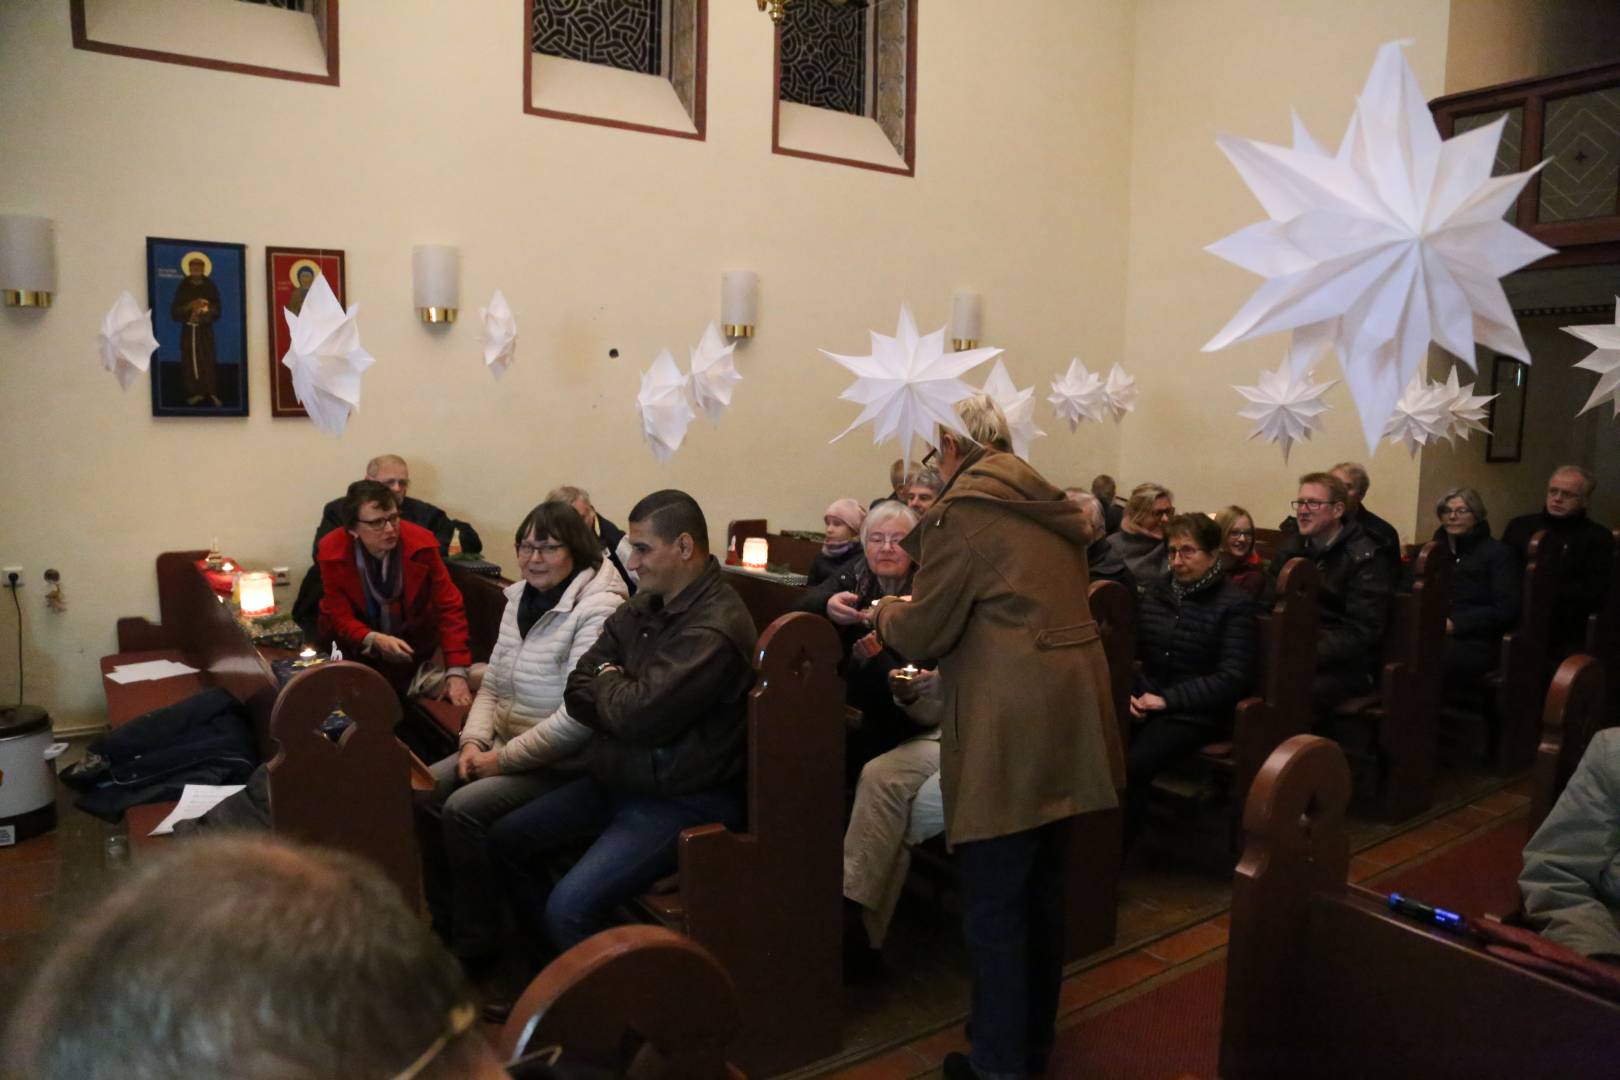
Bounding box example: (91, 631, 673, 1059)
(516, 540, 569, 560)
(355, 512, 402, 531)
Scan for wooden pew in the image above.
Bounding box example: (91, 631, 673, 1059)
(725, 518, 822, 576)
(1488, 530, 1562, 771)
(1530, 654, 1612, 835)
(1334, 541, 1452, 821)
(447, 559, 510, 666)
(107, 550, 280, 755)
(634, 611, 845, 1078)
(498, 925, 742, 1078)
(1198, 557, 1320, 829)
(1583, 528, 1620, 725)
(718, 563, 809, 634)
(1220, 733, 1620, 1078)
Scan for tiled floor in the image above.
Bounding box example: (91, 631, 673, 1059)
(814, 774, 1536, 1079)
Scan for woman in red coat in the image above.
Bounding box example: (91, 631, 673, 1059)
(317, 479, 473, 705)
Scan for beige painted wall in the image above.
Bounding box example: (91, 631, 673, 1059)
(1445, 0, 1620, 94)
(1120, 0, 1452, 538)
(0, 0, 1136, 732)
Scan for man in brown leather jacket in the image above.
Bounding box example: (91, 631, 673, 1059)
(491, 490, 756, 957)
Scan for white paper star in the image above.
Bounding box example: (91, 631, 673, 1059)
(281, 275, 374, 438)
(1565, 300, 1620, 420)
(1382, 373, 1453, 457)
(480, 290, 517, 378)
(1435, 366, 1496, 442)
(687, 321, 742, 424)
(1233, 360, 1337, 462)
(979, 359, 1045, 458)
(1098, 363, 1140, 423)
(1048, 359, 1106, 430)
(823, 304, 1001, 465)
(97, 291, 158, 390)
(1202, 40, 1555, 451)
(637, 348, 695, 462)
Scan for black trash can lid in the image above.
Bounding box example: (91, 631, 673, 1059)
(0, 705, 51, 738)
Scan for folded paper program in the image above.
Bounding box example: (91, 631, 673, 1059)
(281, 274, 374, 438)
(97, 291, 159, 391)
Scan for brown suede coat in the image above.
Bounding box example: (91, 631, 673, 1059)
(875, 449, 1125, 845)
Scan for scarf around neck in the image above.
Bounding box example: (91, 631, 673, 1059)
(1170, 560, 1224, 603)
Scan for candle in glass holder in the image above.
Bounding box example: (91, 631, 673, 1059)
(238, 571, 276, 617)
(741, 537, 769, 571)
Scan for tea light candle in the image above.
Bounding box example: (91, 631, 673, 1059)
(741, 537, 769, 571)
(238, 571, 276, 617)
(298, 645, 318, 661)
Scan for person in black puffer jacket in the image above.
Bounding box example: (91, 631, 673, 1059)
(1424, 487, 1520, 700)
(1127, 513, 1258, 838)
(796, 500, 928, 782)
(1502, 465, 1614, 658)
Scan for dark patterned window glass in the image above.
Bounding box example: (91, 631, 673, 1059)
(1539, 88, 1620, 223)
(236, 0, 310, 10)
(1453, 107, 1523, 178)
(532, 0, 663, 78)
(780, 0, 867, 116)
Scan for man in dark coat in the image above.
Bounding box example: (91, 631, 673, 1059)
(1502, 465, 1614, 658)
(1268, 471, 1395, 719)
(171, 255, 221, 405)
(1277, 461, 1402, 573)
(549, 484, 635, 596)
(490, 490, 756, 955)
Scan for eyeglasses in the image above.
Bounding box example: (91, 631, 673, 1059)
(1228, 528, 1254, 537)
(1440, 506, 1474, 518)
(1290, 499, 1339, 512)
(356, 512, 401, 530)
(866, 534, 908, 548)
(517, 540, 568, 559)
(921, 447, 939, 469)
(1154, 506, 1176, 519)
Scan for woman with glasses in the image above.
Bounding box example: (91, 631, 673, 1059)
(1215, 505, 1268, 600)
(317, 479, 473, 703)
(1126, 513, 1258, 842)
(1103, 482, 1175, 593)
(1427, 487, 1520, 699)
(418, 499, 629, 972)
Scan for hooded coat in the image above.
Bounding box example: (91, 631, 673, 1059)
(874, 449, 1124, 845)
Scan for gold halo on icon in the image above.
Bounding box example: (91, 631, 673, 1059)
(179, 251, 213, 276)
(288, 259, 323, 287)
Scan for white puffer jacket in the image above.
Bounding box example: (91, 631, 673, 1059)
(459, 562, 629, 773)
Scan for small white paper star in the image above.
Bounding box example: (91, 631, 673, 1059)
(1435, 367, 1496, 442)
(480, 290, 518, 378)
(1232, 361, 1337, 462)
(979, 359, 1045, 458)
(824, 304, 1001, 465)
(637, 349, 695, 462)
(1382, 373, 1453, 457)
(687, 321, 742, 424)
(1048, 360, 1138, 429)
(97, 291, 158, 390)
(1565, 300, 1620, 420)
(281, 275, 374, 438)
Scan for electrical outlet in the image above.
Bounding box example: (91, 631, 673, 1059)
(3, 566, 22, 588)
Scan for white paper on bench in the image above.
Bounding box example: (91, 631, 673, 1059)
(106, 659, 202, 684)
(148, 784, 247, 836)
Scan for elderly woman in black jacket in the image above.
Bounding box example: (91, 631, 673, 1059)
(1127, 513, 1258, 838)
(1429, 487, 1521, 699)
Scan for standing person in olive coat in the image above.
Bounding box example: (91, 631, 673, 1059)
(869, 395, 1123, 1080)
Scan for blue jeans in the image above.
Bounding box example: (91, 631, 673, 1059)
(955, 817, 1072, 1079)
(489, 775, 744, 953)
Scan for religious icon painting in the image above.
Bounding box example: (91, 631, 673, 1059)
(265, 246, 347, 418)
(146, 237, 249, 417)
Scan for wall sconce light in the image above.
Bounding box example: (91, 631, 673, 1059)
(950, 290, 981, 351)
(238, 571, 276, 617)
(741, 537, 769, 571)
(412, 244, 460, 324)
(756, 0, 790, 23)
(1, 214, 57, 308)
(722, 270, 758, 339)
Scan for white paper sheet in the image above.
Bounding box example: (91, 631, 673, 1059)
(148, 784, 247, 835)
(105, 659, 202, 684)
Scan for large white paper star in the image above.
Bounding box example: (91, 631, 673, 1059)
(980, 359, 1045, 458)
(480, 290, 518, 378)
(1382, 373, 1453, 457)
(687, 321, 742, 424)
(1202, 40, 1555, 451)
(1233, 360, 1337, 462)
(97, 291, 158, 390)
(1565, 300, 1620, 419)
(1048, 360, 1138, 429)
(637, 348, 695, 462)
(823, 304, 1001, 465)
(281, 275, 374, 437)
(1435, 366, 1496, 442)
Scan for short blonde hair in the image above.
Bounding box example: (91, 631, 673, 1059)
(1214, 505, 1252, 544)
(943, 393, 1012, 453)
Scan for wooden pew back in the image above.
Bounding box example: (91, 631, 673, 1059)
(267, 661, 419, 905)
(498, 925, 741, 1076)
(1088, 578, 1134, 748)
(1373, 540, 1451, 820)
(1530, 653, 1611, 834)
(725, 518, 821, 575)
(446, 561, 509, 665)
(1494, 530, 1564, 770)
(1583, 527, 1620, 725)
(664, 611, 845, 1077)
(1221, 734, 1620, 1079)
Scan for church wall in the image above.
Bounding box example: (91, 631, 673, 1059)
(1118, 0, 1451, 537)
(0, 0, 1136, 732)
